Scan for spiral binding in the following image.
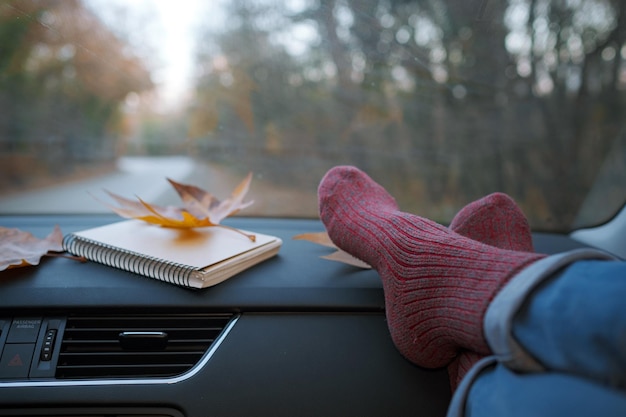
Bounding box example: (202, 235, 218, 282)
(62, 233, 198, 287)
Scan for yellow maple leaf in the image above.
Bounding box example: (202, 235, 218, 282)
(98, 173, 256, 241)
(0, 225, 64, 271)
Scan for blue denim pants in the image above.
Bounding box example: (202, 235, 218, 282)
(447, 250, 626, 417)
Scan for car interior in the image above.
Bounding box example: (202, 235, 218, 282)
(1, 0, 624, 416)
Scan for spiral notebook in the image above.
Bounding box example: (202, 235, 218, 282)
(63, 220, 282, 288)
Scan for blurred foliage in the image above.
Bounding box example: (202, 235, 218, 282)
(187, 0, 626, 230)
(0, 0, 152, 188)
(1, 0, 625, 230)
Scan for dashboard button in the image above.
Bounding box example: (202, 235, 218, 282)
(40, 329, 57, 361)
(0, 344, 34, 379)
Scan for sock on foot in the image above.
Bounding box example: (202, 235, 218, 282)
(318, 166, 545, 368)
(447, 192, 535, 389)
(450, 192, 534, 253)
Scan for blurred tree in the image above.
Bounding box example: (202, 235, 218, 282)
(186, 0, 625, 230)
(0, 0, 152, 187)
(190, 0, 339, 179)
(500, 0, 625, 226)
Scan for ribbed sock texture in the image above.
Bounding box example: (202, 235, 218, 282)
(318, 166, 545, 368)
(447, 192, 535, 390)
(449, 192, 535, 253)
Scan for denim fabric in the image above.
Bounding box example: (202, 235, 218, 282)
(513, 259, 626, 388)
(447, 252, 626, 417)
(483, 249, 615, 371)
(464, 363, 626, 417)
(446, 356, 497, 417)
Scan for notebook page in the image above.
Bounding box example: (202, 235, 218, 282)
(73, 220, 277, 269)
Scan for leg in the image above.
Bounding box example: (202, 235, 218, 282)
(513, 260, 626, 388)
(448, 192, 535, 390)
(461, 362, 626, 417)
(317, 166, 544, 368)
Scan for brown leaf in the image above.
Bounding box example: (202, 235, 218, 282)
(293, 231, 337, 248)
(293, 231, 371, 269)
(99, 191, 190, 224)
(167, 172, 254, 224)
(97, 174, 256, 241)
(0, 225, 64, 271)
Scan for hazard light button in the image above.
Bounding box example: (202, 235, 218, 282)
(0, 343, 35, 378)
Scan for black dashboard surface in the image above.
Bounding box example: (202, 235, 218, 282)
(0, 215, 592, 416)
(0, 215, 385, 311)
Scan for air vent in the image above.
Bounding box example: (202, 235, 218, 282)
(56, 313, 233, 379)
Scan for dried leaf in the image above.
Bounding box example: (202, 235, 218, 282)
(99, 191, 198, 226)
(321, 251, 372, 269)
(167, 172, 254, 224)
(293, 231, 337, 248)
(98, 174, 256, 241)
(0, 225, 64, 271)
(293, 231, 371, 269)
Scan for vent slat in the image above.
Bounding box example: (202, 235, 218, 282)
(58, 352, 204, 365)
(56, 313, 232, 380)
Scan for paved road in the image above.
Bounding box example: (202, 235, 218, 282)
(0, 156, 318, 217)
(0, 157, 200, 214)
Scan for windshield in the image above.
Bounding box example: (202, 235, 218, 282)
(1, 0, 624, 232)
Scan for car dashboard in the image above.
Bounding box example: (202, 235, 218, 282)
(0, 214, 594, 416)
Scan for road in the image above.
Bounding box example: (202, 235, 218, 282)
(0, 156, 318, 217)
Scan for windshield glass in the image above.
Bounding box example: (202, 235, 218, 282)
(1, 0, 624, 232)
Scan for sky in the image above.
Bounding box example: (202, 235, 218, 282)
(85, 0, 223, 108)
(146, 0, 206, 105)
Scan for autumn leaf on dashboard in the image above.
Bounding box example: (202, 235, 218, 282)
(293, 231, 371, 269)
(167, 173, 253, 224)
(0, 225, 65, 271)
(98, 173, 256, 241)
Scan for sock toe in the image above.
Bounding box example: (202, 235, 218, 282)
(450, 192, 534, 252)
(318, 166, 398, 212)
(318, 166, 399, 268)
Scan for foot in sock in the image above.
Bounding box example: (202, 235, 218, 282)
(450, 192, 534, 253)
(318, 166, 545, 368)
(447, 192, 535, 389)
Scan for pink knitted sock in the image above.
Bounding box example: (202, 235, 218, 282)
(318, 166, 545, 368)
(447, 192, 535, 390)
(450, 192, 534, 253)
